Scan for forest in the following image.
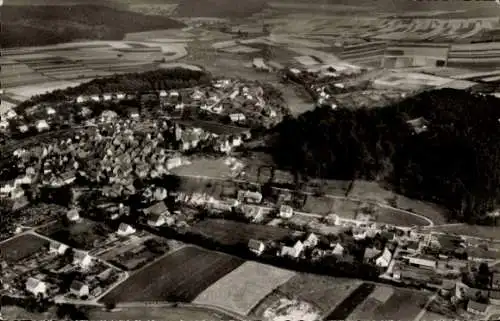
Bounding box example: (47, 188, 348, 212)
(269, 89, 500, 224)
(0, 5, 184, 48)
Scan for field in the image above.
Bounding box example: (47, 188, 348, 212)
(428, 224, 500, 240)
(101, 246, 244, 303)
(177, 119, 250, 136)
(194, 261, 296, 315)
(348, 287, 430, 321)
(87, 306, 234, 321)
(191, 219, 303, 246)
(0, 233, 49, 263)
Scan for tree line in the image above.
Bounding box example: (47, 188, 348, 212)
(269, 89, 500, 224)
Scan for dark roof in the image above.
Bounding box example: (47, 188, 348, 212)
(467, 300, 488, 312)
(70, 280, 86, 291)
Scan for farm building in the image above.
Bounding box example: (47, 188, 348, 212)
(73, 251, 93, 269)
(70, 280, 89, 298)
(66, 209, 80, 222)
(49, 241, 69, 255)
(279, 205, 294, 218)
(376, 247, 392, 268)
(467, 300, 488, 315)
(364, 247, 381, 263)
(248, 239, 266, 256)
(237, 190, 263, 204)
(117, 223, 136, 236)
(303, 233, 319, 248)
(25, 277, 47, 298)
(281, 241, 304, 258)
(404, 256, 437, 270)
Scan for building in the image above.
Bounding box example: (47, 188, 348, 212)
(229, 113, 246, 122)
(332, 243, 345, 256)
(440, 280, 456, 297)
(303, 233, 319, 248)
(102, 93, 112, 101)
(67, 209, 80, 222)
(279, 205, 294, 218)
(25, 277, 46, 298)
(117, 223, 136, 236)
(148, 213, 166, 227)
(237, 190, 263, 204)
(364, 247, 381, 263)
(49, 241, 69, 255)
(248, 239, 266, 256)
(144, 201, 169, 216)
(489, 290, 500, 305)
(76, 95, 88, 103)
(407, 117, 429, 134)
(281, 241, 305, 258)
(166, 156, 182, 170)
(467, 300, 488, 315)
(35, 120, 50, 132)
(407, 256, 437, 270)
(70, 280, 89, 298)
(242, 205, 264, 223)
(73, 251, 93, 269)
(46, 107, 56, 115)
(375, 247, 392, 268)
(90, 95, 100, 102)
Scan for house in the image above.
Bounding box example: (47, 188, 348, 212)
(25, 277, 47, 297)
(90, 95, 100, 102)
(148, 213, 167, 227)
(46, 107, 56, 115)
(73, 251, 93, 269)
(18, 124, 29, 133)
(375, 247, 392, 268)
(242, 205, 264, 223)
(35, 120, 50, 132)
(332, 243, 345, 256)
(159, 90, 168, 98)
(144, 201, 169, 216)
(364, 247, 381, 263)
(76, 95, 88, 103)
(406, 117, 429, 134)
(279, 205, 294, 218)
(467, 300, 488, 315)
(229, 113, 246, 122)
(66, 209, 80, 222)
(303, 233, 319, 248)
(169, 91, 179, 97)
(116, 93, 126, 100)
(102, 93, 112, 101)
(49, 241, 69, 255)
(248, 239, 266, 256)
(237, 190, 263, 204)
(407, 257, 437, 270)
(128, 108, 140, 119)
(212, 105, 223, 114)
(281, 241, 305, 258)
(175, 103, 184, 110)
(60, 171, 76, 185)
(0, 181, 16, 195)
(70, 280, 89, 298)
(117, 223, 136, 236)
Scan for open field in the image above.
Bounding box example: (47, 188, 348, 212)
(1, 306, 58, 320)
(348, 287, 430, 321)
(191, 219, 303, 246)
(101, 246, 244, 303)
(177, 119, 250, 136)
(194, 261, 295, 315)
(0, 234, 49, 263)
(88, 306, 234, 321)
(427, 224, 500, 239)
(173, 160, 238, 181)
(3, 80, 87, 100)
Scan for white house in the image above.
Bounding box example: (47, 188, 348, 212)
(281, 241, 304, 258)
(70, 280, 89, 298)
(18, 124, 29, 133)
(90, 95, 100, 102)
(375, 247, 392, 268)
(46, 107, 56, 115)
(76, 95, 88, 103)
(303, 233, 319, 248)
(102, 93, 112, 101)
(231, 136, 242, 147)
(229, 113, 246, 122)
(166, 156, 182, 170)
(117, 223, 136, 236)
(0, 181, 16, 195)
(35, 120, 50, 132)
(279, 205, 294, 218)
(169, 91, 179, 97)
(212, 105, 223, 114)
(332, 243, 345, 256)
(73, 251, 93, 269)
(49, 241, 69, 255)
(248, 239, 266, 256)
(175, 103, 185, 110)
(25, 277, 47, 298)
(159, 90, 168, 98)
(148, 213, 166, 227)
(237, 190, 263, 204)
(116, 93, 126, 100)
(66, 209, 80, 222)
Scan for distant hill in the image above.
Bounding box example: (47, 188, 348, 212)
(0, 5, 185, 48)
(174, 0, 268, 18)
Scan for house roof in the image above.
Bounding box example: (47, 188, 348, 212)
(145, 201, 168, 216)
(467, 300, 488, 312)
(74, 251, 90, 261)
(26, 277, 44, 290)
(70, 280, 87, 292)
(248, 239, 264, 250)
(67, 209, 79, 219)
(364, 247, 381, 260)
(118, 223, 133, 232)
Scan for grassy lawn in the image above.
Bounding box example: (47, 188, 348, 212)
(0, 234, 49, 263)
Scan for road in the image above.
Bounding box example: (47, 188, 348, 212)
(175, 173, 435, 227)
(413, 292, 437, 321)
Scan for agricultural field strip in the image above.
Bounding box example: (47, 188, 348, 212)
(194, 261, 296, 316)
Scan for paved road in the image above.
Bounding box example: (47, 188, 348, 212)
(176, 173, 435, 227)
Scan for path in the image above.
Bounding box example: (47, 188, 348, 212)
(176, 173, 435, 227)
(413, 292, 437, 321)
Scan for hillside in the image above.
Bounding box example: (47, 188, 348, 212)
(174, 0, 268, 18)
(0, 5, 185, 48)
(269, 89, 500, 224)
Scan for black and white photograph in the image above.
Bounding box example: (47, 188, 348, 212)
(2, 0, 500, 320)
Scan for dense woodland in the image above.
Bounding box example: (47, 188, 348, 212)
(16, 68, 212, 111)
(0, 5, 184, 48)
(269, 89, 500, 224)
